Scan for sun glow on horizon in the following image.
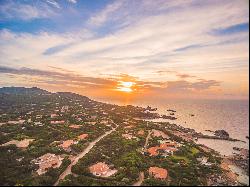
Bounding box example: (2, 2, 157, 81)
(116, 81, 135, 92)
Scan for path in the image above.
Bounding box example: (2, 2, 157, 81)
(132, 130, 151, 186)
(132, 172, 145, 186)
(144, 130, 151, 149)
(53, 127, 117, 186)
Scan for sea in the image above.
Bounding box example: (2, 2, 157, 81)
(97, 98, 249, 157)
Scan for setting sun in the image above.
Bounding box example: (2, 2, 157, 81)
(117, 81, 135, 92)
(0, 0, 249, 186)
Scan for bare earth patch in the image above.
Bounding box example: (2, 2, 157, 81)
(1, 139, 34, 148)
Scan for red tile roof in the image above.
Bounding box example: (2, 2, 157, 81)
(148, 147, 159, 156)
(149, 167, 168, 179)
(148, 142, 178, 156)
(78, 134, 88, 140)
(69, 125, 81, 129)
(89, 162, 109, 175)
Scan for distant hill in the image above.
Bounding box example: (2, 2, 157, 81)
(0, 87, 92, 102)
(57, 92, 91, 101)
(0, 87, 50, 95)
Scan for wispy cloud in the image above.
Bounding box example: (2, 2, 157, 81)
(67, 0, 77, 4)
(164, 79, 220, 92)
(0, 0, 248, 99)
(46, 0, 61, 9)
(0, 65, 115, 88)
(0, 1, 57, 21)
(87, 0, 124, 27)
(211, 22, 249, 35)
(0, 65, 221, 97)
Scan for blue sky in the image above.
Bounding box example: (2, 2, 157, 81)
(0, 0, 111, 33)
(0, 0, 249, 100)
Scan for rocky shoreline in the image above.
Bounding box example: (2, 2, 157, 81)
(140, 106, 249, 185)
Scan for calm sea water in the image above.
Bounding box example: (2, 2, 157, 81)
(98, 98, 249, 156)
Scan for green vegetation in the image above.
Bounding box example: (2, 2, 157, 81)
(0, 87, 227, 186)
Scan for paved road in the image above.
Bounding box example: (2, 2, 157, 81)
(54, 127, 117, 186)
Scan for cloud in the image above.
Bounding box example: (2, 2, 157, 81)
(155, 71, 196, 79)
(0, 66, 115, 88)
(87, 0, 124, 27)
(46, 0, 61, 9)
(0, 0, 248, 99)
(0, 65, 221, 97)
(43, 43, 74, 55)
(0, 1, 60, 21)
(211, 22, 249, 35)
(177, 73, 196, 79)
(162, 79, 220, 93)
(67, 0, 77, 4)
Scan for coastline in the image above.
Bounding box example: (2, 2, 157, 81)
(0, 88, 248, 186)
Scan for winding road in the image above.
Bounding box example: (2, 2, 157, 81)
(53, 127, 117, 186)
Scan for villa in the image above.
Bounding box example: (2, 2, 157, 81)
(78, 134, 88, 140)
(147, 142, 179, 156)
(50, 114, 58, 118)
(7, 120, 25, 125)
(69, 124, 81, 129)
(51, 120, 65, 124)
(122, 133, 137, 140)
(138, 130, 145, 135)
(148, 147, 159, 156)
(32, 153, 63, 175)
(124, 125, 134, 129)
(149, 167, 168, 180)
(89, 162, 117, 177)
(87, 122, 96, 125)
(59, 140, 76, 151)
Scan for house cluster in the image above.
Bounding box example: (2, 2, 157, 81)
(147, 141, 180, 157)
(31, 153, 63, 175)
(144, 129, 181, 157)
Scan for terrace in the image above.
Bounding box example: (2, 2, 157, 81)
(89, 162, 117, 177)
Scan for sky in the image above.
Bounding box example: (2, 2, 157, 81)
(0, 0, 249, 101)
